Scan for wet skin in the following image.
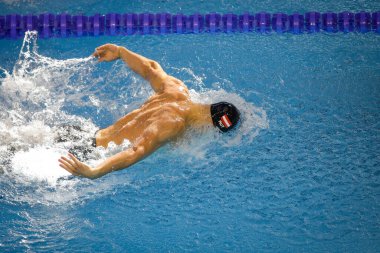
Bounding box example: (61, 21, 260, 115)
(59, 44, 212, 179)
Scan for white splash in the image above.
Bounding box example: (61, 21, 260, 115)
(0, 32, 102, 188)
(0, 31, 268, 205)
(0, 32, 145, 206)
(11, 147, 71, 186)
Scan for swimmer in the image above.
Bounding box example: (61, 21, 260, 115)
(58, 44, 240, 179)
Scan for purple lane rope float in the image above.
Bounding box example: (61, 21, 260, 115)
(0, 11, 379, 39)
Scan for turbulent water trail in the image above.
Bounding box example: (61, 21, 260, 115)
(0, 31, 268, 202)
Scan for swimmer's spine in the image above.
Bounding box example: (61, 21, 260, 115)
(0, 11, 379, 39)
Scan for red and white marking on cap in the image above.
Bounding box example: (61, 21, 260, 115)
(221, 114, 232, 128)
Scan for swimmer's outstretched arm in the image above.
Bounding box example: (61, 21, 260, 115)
(59, 144, 155, 179)
(59, 131, 159, 179)
(93, 43, 167, 93)
(59, 121, 185, 179)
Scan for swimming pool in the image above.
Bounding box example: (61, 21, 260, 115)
(0, 1, 379, 252)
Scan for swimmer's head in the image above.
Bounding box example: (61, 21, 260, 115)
(210, 102, 240, 132)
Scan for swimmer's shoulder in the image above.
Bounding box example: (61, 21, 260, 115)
(161, 76, 189, 98)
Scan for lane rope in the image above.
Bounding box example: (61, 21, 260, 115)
(0, 11, 379, 39)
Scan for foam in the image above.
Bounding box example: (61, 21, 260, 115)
(11, 147, 71, 186)
(0, 32, 102, 188)
(0, 31, 268, 204)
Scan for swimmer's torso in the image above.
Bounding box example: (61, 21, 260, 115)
(96, 77, 191, 147)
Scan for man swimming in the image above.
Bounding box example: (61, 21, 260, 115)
(58, 44, 240, 179)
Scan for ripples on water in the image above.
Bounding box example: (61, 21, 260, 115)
(0, 31, 269, 252)
(0, 31, 268, 204)
(0, 23, 379, 252)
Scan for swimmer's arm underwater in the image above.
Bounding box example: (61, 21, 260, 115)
(59, 121, 185, 179)
(59, 130, 159, 179)
(93, 43, 168, 93)
(59, 144, 155, 179)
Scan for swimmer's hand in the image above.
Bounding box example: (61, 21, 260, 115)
(59, 153, 98, 179)
(92, 43, 120, 62)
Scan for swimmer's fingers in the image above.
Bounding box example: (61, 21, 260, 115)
(94, 44, 119, 62)
(59, 163, 80, 176)
(67, 153, 95, 178)
(96, 45, 108, 51)
(94, 51, 108, 62)
(96, 44, 114, 51)
(58, 158, 80, 176)
(68, 153, 82, 167)
(96, 49, 106, 56)
(92, 49, 105, 60)
(60, 156, 77, 168)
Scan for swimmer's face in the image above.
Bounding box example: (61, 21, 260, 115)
(210, 102, 240, 132)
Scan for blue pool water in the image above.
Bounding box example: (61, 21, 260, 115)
(1, 1, 380, 252)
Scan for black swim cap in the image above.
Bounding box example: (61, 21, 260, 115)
(210, 102, 240, 132)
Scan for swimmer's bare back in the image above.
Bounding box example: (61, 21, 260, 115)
(59, 44, 212, 179)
